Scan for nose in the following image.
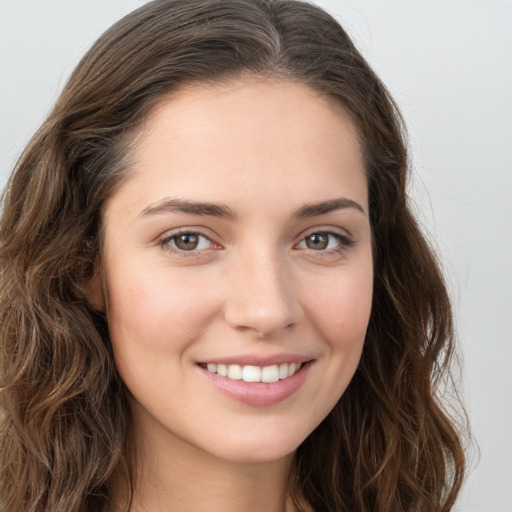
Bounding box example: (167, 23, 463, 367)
(223, 247, 303, 337)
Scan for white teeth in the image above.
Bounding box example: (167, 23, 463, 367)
(242, 365, 261, 382)
(261, 365, 279, 383)
(204, 362, 302, 382)
(227, 364, 242, 380)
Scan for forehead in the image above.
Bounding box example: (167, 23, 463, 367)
(108, 78, 367, 216)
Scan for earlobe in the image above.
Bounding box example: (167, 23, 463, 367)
(84, 273, 106, 313)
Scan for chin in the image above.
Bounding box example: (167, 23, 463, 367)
(202, 422, 311, 464)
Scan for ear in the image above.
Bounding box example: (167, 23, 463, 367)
(84, 272, 106, 313)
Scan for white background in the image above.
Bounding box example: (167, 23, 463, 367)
(1, 1, 511, 510)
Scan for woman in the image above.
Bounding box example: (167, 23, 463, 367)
(0, 1, 467, 511)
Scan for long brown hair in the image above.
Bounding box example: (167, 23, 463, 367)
(0, 1, 467, 510)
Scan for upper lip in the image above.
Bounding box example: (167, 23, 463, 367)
(197, 353, 313, 366)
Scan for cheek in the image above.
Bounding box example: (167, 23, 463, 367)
(305, 263, 373, 352)
(297, 262, 373, 427)
(104, 263, 219, 365)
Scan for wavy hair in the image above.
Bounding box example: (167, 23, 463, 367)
(0, 1, 467, 510)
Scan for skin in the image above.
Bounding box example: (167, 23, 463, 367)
(90, 78, 373, 512)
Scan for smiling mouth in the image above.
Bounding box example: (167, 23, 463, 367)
(199, 362, 303, 383)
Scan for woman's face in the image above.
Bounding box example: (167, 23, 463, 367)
(96, 78, 373, 464)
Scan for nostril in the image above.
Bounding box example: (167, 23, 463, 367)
(224, 299, 302, 337)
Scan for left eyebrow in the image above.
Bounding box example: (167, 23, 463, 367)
(293, 198, 366, 219)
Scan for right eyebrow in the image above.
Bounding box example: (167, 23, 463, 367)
(139, 198, 238, 219)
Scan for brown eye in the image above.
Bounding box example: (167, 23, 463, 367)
(305, 233, 329, 250)
(297, 230, 353, 253)
(174, 234, 200, 250)
(164, 232, 213, 252)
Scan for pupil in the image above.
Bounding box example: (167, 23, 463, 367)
(306, 233, 328, 250)
(176, 234, 199, 250)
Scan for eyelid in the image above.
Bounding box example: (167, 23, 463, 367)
(158, 227, 223, 255)
(294, 226, 355, 252)
(299, 224, 353, 239)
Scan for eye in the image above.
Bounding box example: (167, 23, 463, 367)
(161, 231, 215, 252)
(296, 230, 353, 252)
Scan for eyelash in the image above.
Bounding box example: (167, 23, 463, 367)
(159, 229, 217, 257)
(297, 228, 355, 256)
(158, 228, 355, 257)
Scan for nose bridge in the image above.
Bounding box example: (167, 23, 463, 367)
(223, 241, 301, 336)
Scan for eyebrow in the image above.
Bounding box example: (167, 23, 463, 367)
(293, 197, 366, 219)
(139, 196, 365, 220)
(139, 198, 237, 219)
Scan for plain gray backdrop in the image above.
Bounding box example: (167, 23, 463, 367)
(1, 1, 511, 510)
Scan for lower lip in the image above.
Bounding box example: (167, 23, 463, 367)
(198, 362, 312, 407)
